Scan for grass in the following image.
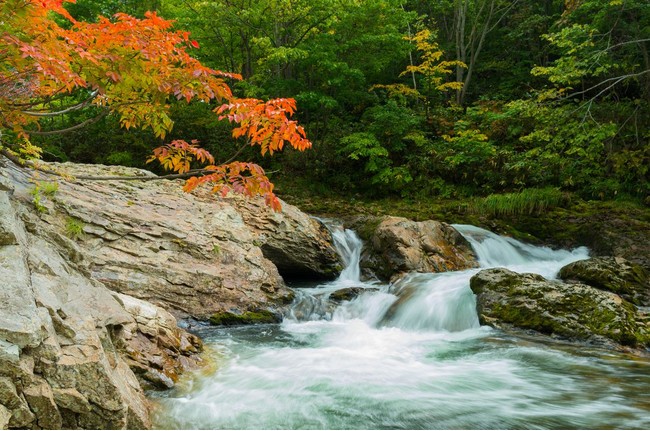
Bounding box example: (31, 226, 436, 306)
(65, 217, 85, 240)
(28, 181, 59, 214)
(39, 181, 59, 197)
(467, 188, 571, 217)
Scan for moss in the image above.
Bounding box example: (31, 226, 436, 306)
(348, 216, 382, 242)
(209, 310, 279, 326)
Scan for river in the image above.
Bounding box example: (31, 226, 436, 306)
(152, 224, 650, 429)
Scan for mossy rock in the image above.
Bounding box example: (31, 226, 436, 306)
(209, 310, 280, 326)
(470, 268, 648, 348)
(559, 257, 650, 306)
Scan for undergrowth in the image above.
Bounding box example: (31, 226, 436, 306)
(468, 188, 571, 217)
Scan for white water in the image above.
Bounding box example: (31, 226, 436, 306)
(153, 224, 650, 430)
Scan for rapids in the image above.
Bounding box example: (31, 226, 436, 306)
(152, 223, 650, 429)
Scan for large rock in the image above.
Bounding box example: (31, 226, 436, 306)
(0, 166, 210, 429)
(0, 184, 150, 428)
(113, 293, 203, 390)
(470, 268, 649, 347)
(2, 161, 306, 319)
(358, 216, 478, 281)
(230, 195, 342, 279)
(559, 257, 650, 306)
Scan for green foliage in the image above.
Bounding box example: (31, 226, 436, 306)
(440, 121, 495, 170)
(65, 217, 85, 240)
(29, 186, 47, 214)
(39, 182, 59, 197)
(32, 0, 649, 204)
(468, 188, 570, 217)
(29, 181, 58, 214)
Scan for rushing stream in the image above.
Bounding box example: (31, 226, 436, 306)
(152, 224, 650, 429)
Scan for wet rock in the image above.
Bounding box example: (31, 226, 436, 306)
(559, 257, 650, 306)
(329, 287, 377, 302)
(209, 310, 280, 326)
(359, 216, 478, 281)
(470, 268, 648, 347)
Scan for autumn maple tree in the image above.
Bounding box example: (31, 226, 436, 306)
(0, 0, 311, 210)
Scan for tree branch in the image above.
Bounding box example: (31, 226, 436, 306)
(0, 149, 219, 182)
(26, 109, 109, 136)
(20, 91, 98, 117)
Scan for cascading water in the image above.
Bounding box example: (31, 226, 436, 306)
(331, 226, 363, 284)
(152, 223, 650, 430)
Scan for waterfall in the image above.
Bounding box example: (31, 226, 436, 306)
(331, 227, 363, 284)
(287, 223, 376, 321)
(453, 224, 590, 278)
(289, 222, 590, 332)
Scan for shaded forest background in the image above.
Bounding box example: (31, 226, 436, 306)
(34, 0, 649, 204)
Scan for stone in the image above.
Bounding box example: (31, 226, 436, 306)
(52, 388, 91, 414)
(559, 257, 650, 306)
(0, 377, 35, 428)
(209, 310, 280, 326)
(114, 293, 203, 390)
(329, 287, 378, 302)
(359, 216, 478, 281)
(0, 244, 45, 348)
(23, 378, 62, 430)
(0, 404, 10, 430)
(4, 160, 294, 319)
(0, 192, 20, 246)
(0, 341, 19, 366)
(470, 268, 648, 347)
(230, 195, 343, 279)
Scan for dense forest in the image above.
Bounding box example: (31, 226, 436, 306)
(11, 0, 650, 204)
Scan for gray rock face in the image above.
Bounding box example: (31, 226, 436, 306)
(559, 257, 650, 306)
(0, 186, 150, 428)
(3, 161, 336, 319)
(470, 268, 649, 348)
(359, 216, 478, 281)
(0, 163, 214, 429)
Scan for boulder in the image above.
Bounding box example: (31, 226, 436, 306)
(470, 268, 649, 347)
(3, 160, 294, 319)
(230, 195, 342, 279)
(358, 216, 478, 281)
(559, 257, 650, 306)
(329, 287, 377, 302)
(0, 165, 215, 429)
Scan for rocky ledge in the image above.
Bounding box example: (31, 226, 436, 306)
(2, 160, 341, 320)
(0, 174, 202, 428)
